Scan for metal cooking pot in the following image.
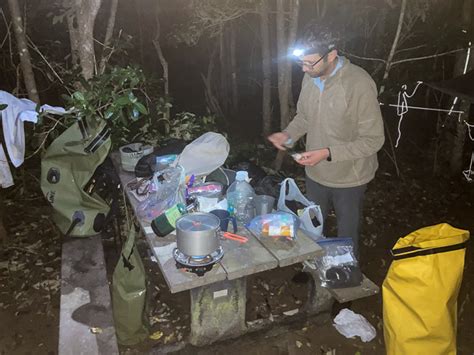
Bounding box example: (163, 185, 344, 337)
(175, 212, 221, 257)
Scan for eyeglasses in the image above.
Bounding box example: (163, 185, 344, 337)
(296, 58, 323, 69)
(294, 48, 333, 69)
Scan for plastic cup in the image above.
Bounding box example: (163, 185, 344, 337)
(254, 195, 275, 216)
(209, 209, 237, 233)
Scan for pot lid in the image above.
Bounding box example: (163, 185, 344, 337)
(176, 212, 220, 232)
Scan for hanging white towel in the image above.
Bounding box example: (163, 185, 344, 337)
(0, 91, 66, 168)
(0, 143, 13, 188)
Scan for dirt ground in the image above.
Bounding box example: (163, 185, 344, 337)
(1, 150, 474, 355)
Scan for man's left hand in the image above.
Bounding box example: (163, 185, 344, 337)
(295, 148, 330, 166)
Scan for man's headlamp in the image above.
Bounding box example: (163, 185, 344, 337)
(292, 48, 305, 57)
(291, 43, 336, 58)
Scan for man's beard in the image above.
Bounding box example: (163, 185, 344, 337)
(307, 70, 324, 78)
(306, 60, 334, 78)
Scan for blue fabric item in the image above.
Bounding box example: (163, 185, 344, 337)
(313, 56, 344, 92)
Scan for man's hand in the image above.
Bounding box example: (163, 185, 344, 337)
(295, 148, 330, 166)
(267, 132, 290, 150)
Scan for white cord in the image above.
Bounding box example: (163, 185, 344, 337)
(448, 40, 471, 116)
(380, 103, 464, 114)
(463, 151, 474, 182)
(466, 121, 474, 141)
(394, 81, 423, 147)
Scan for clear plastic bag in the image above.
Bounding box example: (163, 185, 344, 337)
(137, 165, 185, 222)
(247, 212, 299, 240)
(155, 154, 178, 171)
(314, 238, 362, 288)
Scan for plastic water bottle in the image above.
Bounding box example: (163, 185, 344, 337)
(226, 171, 255, 224)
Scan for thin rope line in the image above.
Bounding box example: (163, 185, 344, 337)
(380, 103, 465, 114)
(466, 121, 474, 141)
(448, 40, 471, 115)
(463, 151, 474, 182)
(394, 81, 424, 147)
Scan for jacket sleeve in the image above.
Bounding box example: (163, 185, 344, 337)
(283, 76, 310, 145)
(328, 78, 385, 161)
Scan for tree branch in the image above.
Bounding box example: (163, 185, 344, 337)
(99, 0, 118, 74)
(340, 51, 386, 64)
(391, 46, 473, 66)
(379, 0, 407, 95)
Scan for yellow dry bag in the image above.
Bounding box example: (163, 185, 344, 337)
(383, 223, 469, 355)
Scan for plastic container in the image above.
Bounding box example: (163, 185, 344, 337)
(226, 171, 255, 224)
(119, 142, 153, 172)
(187, 182, 223, 198)
(254, 194, 275, 216)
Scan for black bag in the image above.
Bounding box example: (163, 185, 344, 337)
(134, 139, 187, 178)
(254, 175, 286, 198)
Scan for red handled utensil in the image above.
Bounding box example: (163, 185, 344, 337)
(221, 232, 248, 243)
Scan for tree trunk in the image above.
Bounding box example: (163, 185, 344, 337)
(152, 1, 170, 120)
(286, 0, 299, 119)
(449, 0, 473, 174)
(202, 45, 224, 118)
(8, 0, 39, 102)
(276, 0, 289, 130)
(67, 15, 80, 69)
(99, 0, 118, 74)
(260, 0, 272, 137)
(135, 0, 145, 67)
(274, 0, 299, 170)
(316, 0, 328, 18)
(71, 0, 102, 80)
(379, 0, 407, 96)
(230, 21, 238, 112)
(219, 24, 229, 113)
(377, 0, 406, 177)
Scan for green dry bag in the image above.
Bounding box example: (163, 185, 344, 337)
(41, 117, 111, 236)
(112, 225, 149, 345)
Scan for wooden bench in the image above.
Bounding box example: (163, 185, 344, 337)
(113, 153, 379, 347)
(59, 235, 119, 355)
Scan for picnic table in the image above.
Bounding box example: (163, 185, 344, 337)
(112, 153, 379, 346)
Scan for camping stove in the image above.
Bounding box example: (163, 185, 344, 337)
(173, 246, 224, 277)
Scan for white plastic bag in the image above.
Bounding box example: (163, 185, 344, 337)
(277, 178, 324, 240)
(177, 132, 229, 177)
(333, 308, 376, 343)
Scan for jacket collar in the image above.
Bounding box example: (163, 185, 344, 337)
(307, 56, 349, 91)
(324, 56, 348, 89)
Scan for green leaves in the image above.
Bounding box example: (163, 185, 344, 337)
(72, 91, 85, 101)
(62, 65, 150, 148)
(116, 95, 131, 106)
(0, 104, 8, 111)
(134, 102, 148, 115)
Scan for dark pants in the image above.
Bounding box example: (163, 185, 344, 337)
(305, 176, 366, 256)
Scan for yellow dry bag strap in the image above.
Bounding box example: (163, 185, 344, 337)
(391, 241, 468, 260)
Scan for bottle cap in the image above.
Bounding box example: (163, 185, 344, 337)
(235, 171, 249, 181)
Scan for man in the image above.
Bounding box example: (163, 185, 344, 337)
(268, 28, 384, 256)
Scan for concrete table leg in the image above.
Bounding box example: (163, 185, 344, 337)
(302, 268, 334, 315)
(189, 278, 247, 346)
(59, 235, 118, 355)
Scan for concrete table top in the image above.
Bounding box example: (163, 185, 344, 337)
(112, 152, 324, 293)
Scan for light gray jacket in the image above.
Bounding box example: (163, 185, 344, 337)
(284, 57, 385, 188)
